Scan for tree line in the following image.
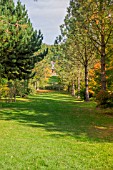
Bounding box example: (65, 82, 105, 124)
(51, 0, 113, 105)
(0, 0, 113, 107)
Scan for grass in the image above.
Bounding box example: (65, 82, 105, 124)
(0, 92, 113, 170)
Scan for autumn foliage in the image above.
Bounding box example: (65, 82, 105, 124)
(96, 90, 113, 108)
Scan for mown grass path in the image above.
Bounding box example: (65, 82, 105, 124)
(0, 92, 113, 170)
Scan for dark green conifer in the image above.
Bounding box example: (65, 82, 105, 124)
(0, 0, 47, 80)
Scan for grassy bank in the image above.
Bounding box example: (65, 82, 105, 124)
(0, 92, 113, 170)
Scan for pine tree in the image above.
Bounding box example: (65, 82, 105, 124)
(0, 0, 47, 80)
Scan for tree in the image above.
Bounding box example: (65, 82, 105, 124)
(0, 0, 48, 100)
(31, 44, 52, 90)
(54, 0, 113, 101)
(83, 0, 113, 90)
(0, 0, 46, 80)
(53, 37, 83, 96)
(56, 0, 96, 101)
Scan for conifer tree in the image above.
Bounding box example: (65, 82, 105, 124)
(0, 0, 46, 80)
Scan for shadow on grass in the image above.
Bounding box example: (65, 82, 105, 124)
(0, 92, 113, 143)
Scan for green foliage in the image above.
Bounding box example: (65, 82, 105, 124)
(32, 47, 51, 90)
(0, 0, 45, 80)
(0, 85, 9, 99)
(0, 78, 9, 99)
(28, 82, 37, 95)
(110, 92, 113, 102)
(48, 76, 60, 84)
(47, 76, 61, 90)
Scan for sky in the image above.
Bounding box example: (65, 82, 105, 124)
(13, 0, 70, 45)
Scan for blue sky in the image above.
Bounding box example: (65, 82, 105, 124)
(14, 0, 70, 44)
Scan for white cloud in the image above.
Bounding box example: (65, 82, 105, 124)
(13, 0, 70, 44)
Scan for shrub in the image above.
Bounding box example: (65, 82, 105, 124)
(1, 85, 10, 98)
(96, 90, 109, 108)
(109, 92, 113, 102)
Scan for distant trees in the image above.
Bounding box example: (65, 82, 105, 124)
(53, 40, 82, 97)
(32, 45, 51, 90)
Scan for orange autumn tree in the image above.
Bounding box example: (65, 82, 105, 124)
(89, 62, 101, 95)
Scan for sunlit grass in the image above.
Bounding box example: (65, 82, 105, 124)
(0, 92, 113, 170)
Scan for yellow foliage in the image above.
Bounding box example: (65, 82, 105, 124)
(0, 84, 10, 97)
(21, 24, 28, 29)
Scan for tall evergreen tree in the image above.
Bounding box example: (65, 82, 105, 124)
(0, 0, 46, 80)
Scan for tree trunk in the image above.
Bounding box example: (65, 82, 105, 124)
(13, 81, 17, 102)
(0, 72, 2, 99)
(34, 81, 37, 90)
(24, 79, 29, 94)
(24, 79, 26, 94)
(101, 32, 106, 91)
(85, 64, 89, 101)
(0, 85, 1, 99)
(71, 80, 75, 96)
(77, 66, 81, 99)
(67, 84, 71, 93)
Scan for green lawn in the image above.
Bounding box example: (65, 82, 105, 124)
(0, 92, 113, 170)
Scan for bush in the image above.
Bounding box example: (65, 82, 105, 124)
(110, 92, 113, 102)
(96, 90, 113, 108)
